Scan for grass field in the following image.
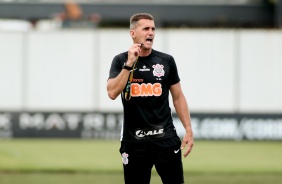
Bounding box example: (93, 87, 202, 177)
(0, 139, 281, 184)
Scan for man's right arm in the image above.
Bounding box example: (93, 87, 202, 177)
(107, 43, 142, 100)
(107, 69, 131, 100)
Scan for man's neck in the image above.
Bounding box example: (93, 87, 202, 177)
(139, 49, 152, 57)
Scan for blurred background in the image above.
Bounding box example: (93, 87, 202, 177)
(0, 0, 281, 140)
(0, 0, 282, 184)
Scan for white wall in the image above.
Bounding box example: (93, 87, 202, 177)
(239, 30, 282, 113)
(166, 29, 237, 112)
(0, 29, 281, 113)
(26, 30, 97, 111)
(0, 32, 24, 110)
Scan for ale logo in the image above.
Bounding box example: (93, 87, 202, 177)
(135, 128, 164, 138)
(131, 83, 162, 97)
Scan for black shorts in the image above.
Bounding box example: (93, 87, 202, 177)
(119, 136, 184, 184)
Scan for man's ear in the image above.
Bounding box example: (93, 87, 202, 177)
(130, 30, 135, 39)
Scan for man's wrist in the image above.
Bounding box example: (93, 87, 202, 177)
(124, 60, 134, 67)
(123, 63, 133, 71)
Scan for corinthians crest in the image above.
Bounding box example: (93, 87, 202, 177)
(152, 64, 165, 77)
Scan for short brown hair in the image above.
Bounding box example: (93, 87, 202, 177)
(130, 13, 154, 29)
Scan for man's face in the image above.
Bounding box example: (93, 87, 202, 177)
(131, 19, 155, 50)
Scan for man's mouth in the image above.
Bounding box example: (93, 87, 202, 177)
(145, 38, 153, 43)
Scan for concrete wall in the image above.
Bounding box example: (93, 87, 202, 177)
(1, 29, 282, 113)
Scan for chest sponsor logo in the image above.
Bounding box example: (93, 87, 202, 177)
(135, 128, 164, 138)
(131, 83, 162, 97)
(152, 64, 165, 77)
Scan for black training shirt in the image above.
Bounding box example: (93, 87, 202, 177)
(108, 49, 180, 142)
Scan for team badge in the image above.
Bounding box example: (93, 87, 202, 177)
(121, 152, 129, 165)
(152, 64, 165, 77)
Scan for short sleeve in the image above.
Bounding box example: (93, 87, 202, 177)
(168, 56, 180, 86)
(108, 53, 127, 80)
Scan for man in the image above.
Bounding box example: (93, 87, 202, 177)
(107, 13, 194, 184)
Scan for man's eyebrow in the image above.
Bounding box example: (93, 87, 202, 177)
(143, 26, 155, 29)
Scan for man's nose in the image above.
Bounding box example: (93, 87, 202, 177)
(148, 29, 154, 35)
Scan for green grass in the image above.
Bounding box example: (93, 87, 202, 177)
(0, 139, 121, 172)
(0, 139, 281, 184)
(0, 173, 281, 184)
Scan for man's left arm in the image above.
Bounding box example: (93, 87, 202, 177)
(170, 82, 194, 158)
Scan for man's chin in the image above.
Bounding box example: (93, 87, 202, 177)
(143, 44, 153, 50)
